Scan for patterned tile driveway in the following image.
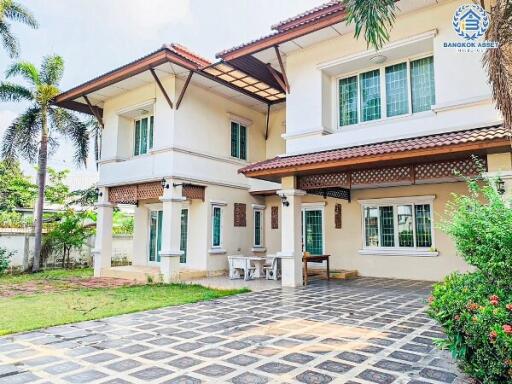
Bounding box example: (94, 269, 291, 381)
(0, 277, 469, 384)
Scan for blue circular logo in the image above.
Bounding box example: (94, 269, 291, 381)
(452, 4, 489, 41)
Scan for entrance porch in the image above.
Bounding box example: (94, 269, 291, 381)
(93, 179, 206, 283)
(242, 126, 512, 286)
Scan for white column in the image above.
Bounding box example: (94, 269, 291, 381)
(93, 187, 114, 277)
(277, 188, 306, 287)
(132, 205, 149, 266)
(159, 180, 185, 283)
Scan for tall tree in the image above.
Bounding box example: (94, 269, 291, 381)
(342, 0, 512, 132)
(0, 160, 36, 211)
(483, 0, 512, 134)
(0, 55, 89, 272)
(0, 0, 37, 58)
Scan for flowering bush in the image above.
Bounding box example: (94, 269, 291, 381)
(429, 273, 512, 382)
(429, 178, 512, 383)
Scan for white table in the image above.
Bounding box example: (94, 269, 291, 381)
(248, 257, 266, 278)
(228, 256, 267, 279)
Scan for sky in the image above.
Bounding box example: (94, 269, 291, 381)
(0, 0, 325, 189)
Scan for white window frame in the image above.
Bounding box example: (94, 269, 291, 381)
(301, 202, 326, 256)
(146, 203, 163, 265)
(133, 114, 154, 157)
(336, 53, 434, 130)
(252, 204, 265, 251)
(209, 201, 226, 254)
(358, 195, 438, 257)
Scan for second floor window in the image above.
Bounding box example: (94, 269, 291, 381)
(339, 56, 435, 127)
(134, 116, 154, 156)
(231, 121, 247, 160)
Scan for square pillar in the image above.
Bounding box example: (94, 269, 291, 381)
(159, 180, 185, 283)
(277, 184, 306, 287)
(93, 187, 114, 277)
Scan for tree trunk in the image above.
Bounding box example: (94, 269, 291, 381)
(32, 107, 49, 273)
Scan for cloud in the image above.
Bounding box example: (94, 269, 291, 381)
(0, 110, 17, 137)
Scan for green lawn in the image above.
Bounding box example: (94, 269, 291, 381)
(0, 268, 93, 285)
(0, 270, 248, 335)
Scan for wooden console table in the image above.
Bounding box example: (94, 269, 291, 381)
(302, 254, 330, 286)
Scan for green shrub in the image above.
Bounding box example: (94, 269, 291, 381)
(429, 178, 512, 383)
(429, 272, 512, 382)
(441, 179, 512, 288)
(0, 247, 14, 274)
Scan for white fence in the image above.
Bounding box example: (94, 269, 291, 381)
(0, 229, 133, 271)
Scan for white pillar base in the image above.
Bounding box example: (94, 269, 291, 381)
(278, 252, 303, 287)
(160, 251, 182, 283)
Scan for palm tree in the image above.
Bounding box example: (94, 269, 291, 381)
(0, 55, 89, 272)
(342, 0, 512, 132)
(483, 0, 512, 135)
(0, 0, 38, 58)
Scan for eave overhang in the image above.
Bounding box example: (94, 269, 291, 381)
(239, 126, 511, 182)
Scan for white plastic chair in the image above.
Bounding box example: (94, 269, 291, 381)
(228, 256, 256, 280)
(263, 256, 280, 280)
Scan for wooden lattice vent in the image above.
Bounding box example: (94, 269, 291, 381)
(234, 203, 246, 227)
(271, 206, 279, 229)
(182, 184, 205, 201)
(297, 156, 486, 194)
(109, 181, 207, 204)
(335, 204, 342, 229)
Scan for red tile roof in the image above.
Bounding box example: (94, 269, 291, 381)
(216, 1, 346, 58)
(166, 43, 212, 68)
(271, 1, 343, 32)
(239, 125, 510, 175)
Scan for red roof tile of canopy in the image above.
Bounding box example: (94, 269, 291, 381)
(239, 125, 510, 175)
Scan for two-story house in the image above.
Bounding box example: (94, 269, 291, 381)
(55, 0, 511, 286)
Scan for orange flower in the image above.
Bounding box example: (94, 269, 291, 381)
(503, 324, 512, 335)
(489, 330, 498, 342)
(506, 303, 512, 312)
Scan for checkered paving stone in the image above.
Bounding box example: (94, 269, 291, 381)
(0, 277, 470, 383)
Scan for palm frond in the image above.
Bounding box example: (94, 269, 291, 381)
(483, 0, 512, 131)
(6, 61, 40, 85)
(40, 55, 64, 85)
(0, 21, 18, 58)
(86, 117, 101, 166)
(343, 0, 398, 51)
(1, 106, 41, 163)
(0, 81, 32, 102)
(48, 107, 89, 166)
(3, 1, 38, 28)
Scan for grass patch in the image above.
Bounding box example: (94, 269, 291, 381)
(0, 268, 93, 285)
(0, 283, 248, 335)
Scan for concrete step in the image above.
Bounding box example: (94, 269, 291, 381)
(101, 266, 161, 283)
(330, 269, 358, 279)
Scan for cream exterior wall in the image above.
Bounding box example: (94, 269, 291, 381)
(293, 182, 472, 281)
(284, 0, 501, 154)
(98, 74, 282, 191)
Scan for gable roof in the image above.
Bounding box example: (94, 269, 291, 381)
(55, 43, 286, 116)
(216, 1, 346, 60)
